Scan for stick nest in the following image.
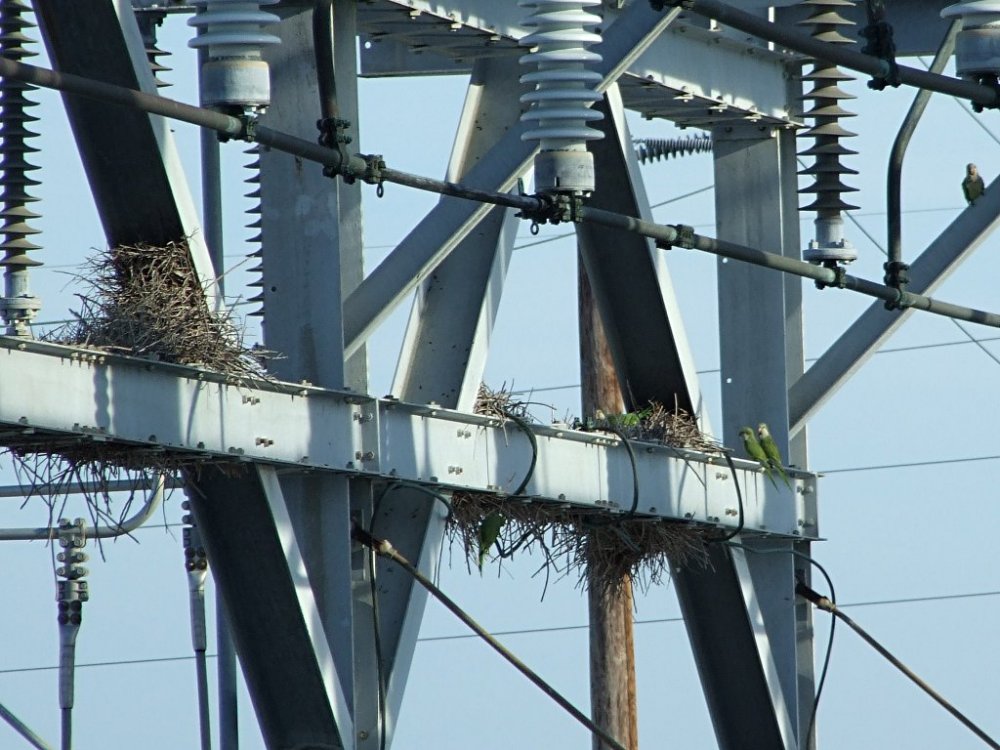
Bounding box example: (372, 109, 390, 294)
(47, 241, 271, 380)
(11, 242, 267, 550)
(446, 385, 718, 594)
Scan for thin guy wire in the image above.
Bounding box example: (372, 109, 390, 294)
(2, 589, 998, 674)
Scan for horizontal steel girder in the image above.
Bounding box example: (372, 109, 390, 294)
(0, 337, 817, 539)
(358, 0, 798, 127)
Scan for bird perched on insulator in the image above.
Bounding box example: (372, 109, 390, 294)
(963, 163, 986, 205)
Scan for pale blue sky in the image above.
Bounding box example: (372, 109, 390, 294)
(2, 10, 1000, 750)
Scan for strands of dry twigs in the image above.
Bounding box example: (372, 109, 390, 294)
(47, 241, 271, 380)
(446, 385, 715, 594)
(10, 241, 269, 549)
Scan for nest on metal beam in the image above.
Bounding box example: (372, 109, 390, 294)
(47, 240, 272, 381)
(445, 385, 716, 595)
(15, 241, 271, 542)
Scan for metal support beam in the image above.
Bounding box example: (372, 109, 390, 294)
(342, 2, 683, 355)
(576, 84, 709, 424)
(789, 172, 1000, 434)
(0, 337, 817, 537)
(391, 54, 521, 410)
(258, 7, 358, 389)
(186, 466, 353, 750)
(671, 119, 809, 750)
(378, 55, 523, 747)
(34, 0, 216, 303)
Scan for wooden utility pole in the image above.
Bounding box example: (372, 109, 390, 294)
(579, 259, 639, 750)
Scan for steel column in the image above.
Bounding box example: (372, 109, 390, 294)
(391, 54, 521, 409)
(673, 118, 809, 750)
(186, 466, 352, 750)
(380, 56, 522, 745)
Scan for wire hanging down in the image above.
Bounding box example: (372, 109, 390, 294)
(352, 524, 628, 750)
(797, 581, 1000, 750)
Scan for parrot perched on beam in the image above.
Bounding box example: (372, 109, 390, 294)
(963, 163, 985, 205)
(477, 511, 505, 570)
(757, 423, 792, 490)
(739, 426, 775, 488)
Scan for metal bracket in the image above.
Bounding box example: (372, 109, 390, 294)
(672, 224, 696, 249)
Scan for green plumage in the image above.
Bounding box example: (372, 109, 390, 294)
(963, 163, 985, 205)
(739, 426, 775, 488)
(477, 511, 505, 570)
(757, 423, 791, 490)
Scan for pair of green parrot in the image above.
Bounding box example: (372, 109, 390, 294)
(739, 423, 791, 490)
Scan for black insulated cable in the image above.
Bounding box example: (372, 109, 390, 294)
(797, 581, 1000, 750)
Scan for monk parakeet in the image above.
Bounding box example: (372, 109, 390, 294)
(757, 423, 791, 490)
(477, 511, 504, 570)
(963, 163, 985, 205)
(739, 426, 775, 488)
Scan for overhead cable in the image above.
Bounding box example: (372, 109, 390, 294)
(798, 581, 1000, 750)
(351, 524, 628, 750)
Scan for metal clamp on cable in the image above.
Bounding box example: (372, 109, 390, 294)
(648, 0, 692, 10)
(795, 580, 835, 613)
(883, 287, 913, 312)
(882, 259, 909, 293)
(970, 75, 1000, 113)
(317, 117, 353, 178)
(360, 153, 387, 196)
(671, 224, 696, 250)
(239, 114, 259, 143)
(860, 3, 900, 90)
(516, 194, 572, 235)
(814, 262, 847, 291)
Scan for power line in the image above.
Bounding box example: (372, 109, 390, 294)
(512, 333, 1000, 396)
(1, 588, 997, 675)
(820, 453, 1000, 475)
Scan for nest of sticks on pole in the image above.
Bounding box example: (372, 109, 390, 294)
(47, 240, 271, 380)
(446, 385, 717, 595)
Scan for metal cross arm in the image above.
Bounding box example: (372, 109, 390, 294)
(0, 337, 818, 540)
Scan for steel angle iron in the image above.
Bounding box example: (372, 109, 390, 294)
(519, 0, 604, 196)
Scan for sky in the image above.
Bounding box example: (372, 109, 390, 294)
(2, 5, 1000, 750)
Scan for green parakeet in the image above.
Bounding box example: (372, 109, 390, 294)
(963, 163, 985, 205)
(477, 511, 505, 570)
(757, 423, 792, 490)
(739, 426, 775, 488)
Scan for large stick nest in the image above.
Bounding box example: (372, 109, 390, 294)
(447, 385, 720, 595)
(13, 241, 267, 546)
(48, 241, 271, 380)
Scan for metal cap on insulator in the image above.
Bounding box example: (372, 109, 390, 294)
(188, 0, 280, 114)
(519, 0, 604, 195)
(942, 1, 1000, 79)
